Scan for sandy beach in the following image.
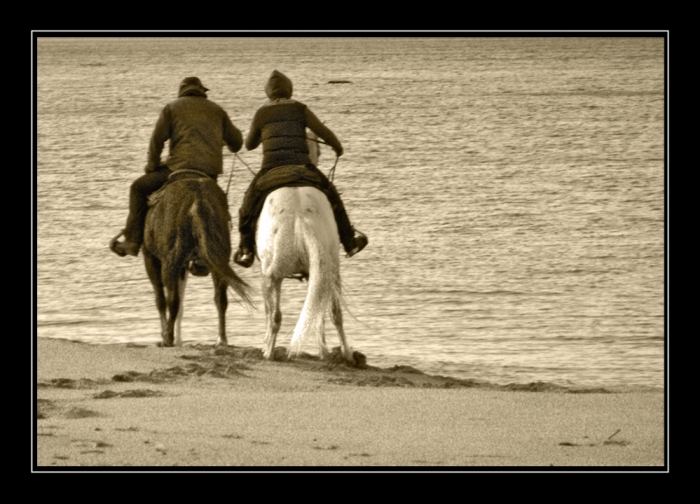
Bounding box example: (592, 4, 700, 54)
(34, 337, 666, 470)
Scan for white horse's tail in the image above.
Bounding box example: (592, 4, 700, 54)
(289, 222, 341, 356)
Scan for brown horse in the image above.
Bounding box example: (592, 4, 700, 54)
(142, 172, 253, 347)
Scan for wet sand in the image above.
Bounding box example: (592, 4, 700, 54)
(34, 338, 666, 469)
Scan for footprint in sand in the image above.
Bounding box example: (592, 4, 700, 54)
(313, 445, 340, 451)
(65, 407, 101, 419)
(347, 452, 372, 458)
(39, 378, 101, 389)
(111, 371, 142, 383)
(559, 430, 630, 448)
(37, 398, 57, 419)
(93, 390, 120, 399)
(71, 439, 111, 448)
(94, 389, 163, 399)
(114, 426, 139, 432)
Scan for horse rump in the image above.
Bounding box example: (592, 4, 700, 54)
(143, 177, 253, 347)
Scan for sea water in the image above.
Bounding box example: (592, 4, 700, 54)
(35, 36, 665, 390)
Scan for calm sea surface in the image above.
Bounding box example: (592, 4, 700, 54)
(35, 36, 666, 390)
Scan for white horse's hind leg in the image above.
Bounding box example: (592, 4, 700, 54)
(318, 317, 329, 359)
(174, 271, 187, 346)
(262, 275, 282, 359)
(331, 292, 354, 363)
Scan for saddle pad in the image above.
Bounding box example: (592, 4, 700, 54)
(254, 165, 325, 193)
(147, 173, 231, 223)
(148, 170, 213, 207)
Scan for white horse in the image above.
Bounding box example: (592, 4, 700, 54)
(255, 131, 355, 364)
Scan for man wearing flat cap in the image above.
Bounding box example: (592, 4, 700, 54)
(110, 77, 243, 258)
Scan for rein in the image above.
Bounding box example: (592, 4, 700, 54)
(327, 156, 339, 183)
(235, 153, 258, 175)
(221, 153, 257, 203)
(226, 155, 235, 196)
(225, 153, 257, 197)
(306, 136, 340, 182)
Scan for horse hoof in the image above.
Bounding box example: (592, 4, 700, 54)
(263, 347, 282, 361)
(351, 351, 367, 369)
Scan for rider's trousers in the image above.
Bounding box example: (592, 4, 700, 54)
(237, 163, 355, 254)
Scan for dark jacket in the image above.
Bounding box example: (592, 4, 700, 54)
(146, 91, 243, 175)
(245, 70, 343, 171)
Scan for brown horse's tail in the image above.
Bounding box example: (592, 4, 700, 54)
(190, 195, 254, 309)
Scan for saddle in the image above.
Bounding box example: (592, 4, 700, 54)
(255, 164, 326, 193)
(248, 164, 330, 223)
(148, 169, 222, 208)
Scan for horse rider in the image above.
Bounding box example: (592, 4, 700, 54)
(233, 69, 368, 268)
(110, 77, 243, 261)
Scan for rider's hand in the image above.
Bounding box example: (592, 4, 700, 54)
(145, 161, 166, 173)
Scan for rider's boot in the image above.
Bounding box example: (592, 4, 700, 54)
(345, 228, 368, 258)
(109, 231, 140, 257)
(233, 231, 255, 268)
(234, 247, 254, 268)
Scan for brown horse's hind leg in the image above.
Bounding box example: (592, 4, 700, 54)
(212, 272, 228, 347)
(174, 270, 187, 346)
(161, 265, 186, 347)
(144, 251, 168, 344)
(262, 275, 282, 360)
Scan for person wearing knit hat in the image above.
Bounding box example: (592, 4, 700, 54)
(233, 70, 367, 268)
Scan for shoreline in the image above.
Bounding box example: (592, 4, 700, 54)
(34, 337, 666, 469)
